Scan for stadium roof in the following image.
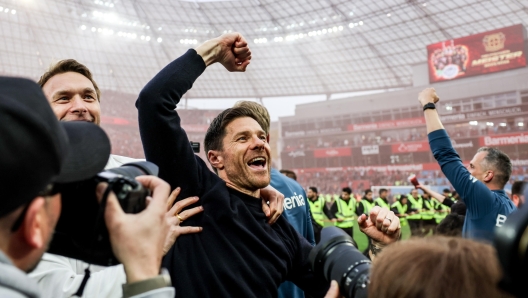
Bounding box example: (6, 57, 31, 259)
(1, 0, 528, 98)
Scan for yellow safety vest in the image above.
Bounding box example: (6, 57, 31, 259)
(308, 196, 326, 226)
(391, 200, 408, 226)
(374, 197, 390, 210)
(434, 199, 450, 224)
(359, 199, 375, 216)
(422, 199, 435, 220)
(406, 194, 423, 220)
(335, 198, 355, 228)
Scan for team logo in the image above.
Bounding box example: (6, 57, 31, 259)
(483, 32, 505, 52)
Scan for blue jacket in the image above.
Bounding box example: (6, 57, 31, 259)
(271, 168, 315, 298)
(429, 129, 516, 242)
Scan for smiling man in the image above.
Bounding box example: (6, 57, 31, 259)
(419, 87, 516, 242)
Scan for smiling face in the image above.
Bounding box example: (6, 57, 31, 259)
(211, 116, 271, 195)
(42, 72, 101, 124)
(467, 151, 489, 183)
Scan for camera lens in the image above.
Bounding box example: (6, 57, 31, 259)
(309, 227, 370, 298)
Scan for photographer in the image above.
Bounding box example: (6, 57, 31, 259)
(0, 77, 175, 297)
(419, 88, 516, 242)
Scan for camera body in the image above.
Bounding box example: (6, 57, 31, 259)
(48, 161, 158, 266)
(309, 227, 370, 298)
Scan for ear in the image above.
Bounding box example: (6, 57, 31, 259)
(512, 194, 520, 207)
(483, 170, 494, 183)
(20, 197, 47, 249)
(208, 150, 224, 171)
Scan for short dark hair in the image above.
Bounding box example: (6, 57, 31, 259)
(512, 181, 526, 196)
(379, 188, 388, 195)
(38, 59, 101, 101)
(204, 106, 268, 154)
(365, 189, 372, 195)
(280, 169, 297, 181)
(436, 214, 465, 237)
(309, 186, 318, 194)
(443, 188, 451, 194)
(342, 187, 352, 194)
(476, 147, 512, 188)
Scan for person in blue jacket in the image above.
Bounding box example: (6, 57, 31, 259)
(233, 101, 315, 298)
(418, 88, 516, 242)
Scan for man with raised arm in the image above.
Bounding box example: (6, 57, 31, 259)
(136, 33, 402, 297)
(419, 88, 516, 242)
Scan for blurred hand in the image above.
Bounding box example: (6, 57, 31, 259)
(195, 32, 251, 71)
(163, 187, 203, 255)
(358, 206, 401, 245)
(260, 185, 284, 224)
(336, 218, 344, 222)
(96, 176, 169, 283)
(418, 87, 439, 107)
(324, 281, 343, 298)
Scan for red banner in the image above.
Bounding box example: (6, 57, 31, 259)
(348, 117, 425, 131)
(480, 132, 528, 146)
(391, 141, 430, 153)
(294, 163, 442, 173)
(427, 24, 526, 83)
(313, 147, 351, 158)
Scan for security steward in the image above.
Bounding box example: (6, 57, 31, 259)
(356, 189, 375, 217)
(307, 186, 333, 243)
(407, 189, 424, 236)
(330, 187, 355, 237)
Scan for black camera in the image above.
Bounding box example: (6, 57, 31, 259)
(48, 161, 158, 266)
(494, 195, 528, 298)
(309, 227, 370, 298)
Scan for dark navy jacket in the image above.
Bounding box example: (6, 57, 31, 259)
(429, 129, 516, 242)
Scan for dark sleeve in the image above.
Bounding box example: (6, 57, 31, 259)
(356, 202, 364, 216)
(325, 203, 337, 219)
(429, 129, 496, 217)
(441, 198, 455, 207)
(136, 49, 207, 198)
(391, 207, 400, 215)
(287, 233, 330, 296)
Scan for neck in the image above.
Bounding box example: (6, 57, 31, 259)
(225, 181, 260, 198)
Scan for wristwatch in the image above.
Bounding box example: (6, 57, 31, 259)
(423, 102, 436, 111)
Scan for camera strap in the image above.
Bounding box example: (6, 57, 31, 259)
(74, 182, 115, 297)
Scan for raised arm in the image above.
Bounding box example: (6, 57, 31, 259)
(136, 33, 250, 197)
(419, 88, 496, 216)
(416, 184, 446, 203)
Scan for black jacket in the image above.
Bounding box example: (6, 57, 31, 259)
(136, 49, 328, 298)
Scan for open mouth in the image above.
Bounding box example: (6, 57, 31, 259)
(247, 156, 267, 170)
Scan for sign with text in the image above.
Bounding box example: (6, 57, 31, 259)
(361, 145, 380, 155)
(391, 141, 430, 153)
(428, 24, 526, 83)
(348, 117, 425, 131)
(313, 147, 352, 158)
(480, 132, 528, 146)
(440, 105, 528, 123)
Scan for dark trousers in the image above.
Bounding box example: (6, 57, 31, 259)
(337, 226, 354, 239)
(422, 219, 437, 236)
(408, 219, 422, 237)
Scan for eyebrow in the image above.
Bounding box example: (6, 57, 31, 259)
(53, 88, 96, 98)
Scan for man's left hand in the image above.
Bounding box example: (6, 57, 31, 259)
(260, 185, 284, 224)
(358, 206, 401, 245)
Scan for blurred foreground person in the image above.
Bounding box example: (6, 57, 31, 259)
(0, 77, 175, 298)
(420, 88, 515, 242)
(369, 237, 513, 298)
